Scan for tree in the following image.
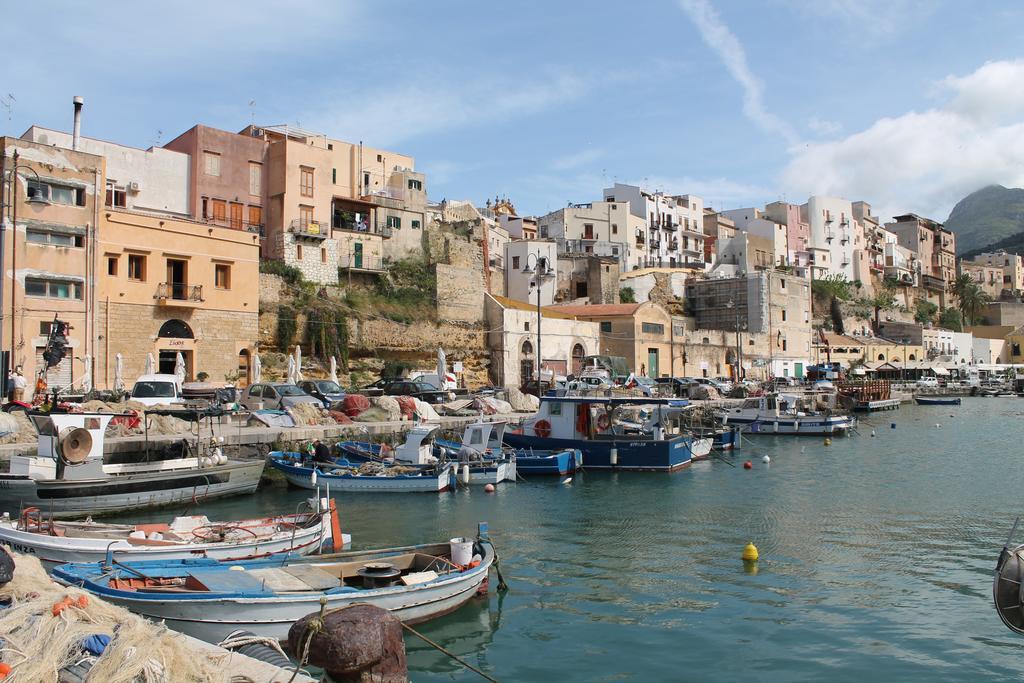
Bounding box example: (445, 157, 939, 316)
(938, 307, 963, 331)
(830, 296, 845, 335)
(868, 280, 898, 331)
(959, 283, 991, 326)
(914, 299, 938, 324)
(812, 274, 852, 301)
(619, 287, 636, 303)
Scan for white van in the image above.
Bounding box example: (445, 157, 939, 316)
(409, 371, 458, 391)
(130, 374, 184, 406)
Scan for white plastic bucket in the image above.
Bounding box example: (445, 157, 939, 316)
(449, 537, 474, 566)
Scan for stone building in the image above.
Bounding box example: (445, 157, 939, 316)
(555, 254, 620, 304)
(537, 200, 642, 271)
(886, 213, 955, 306)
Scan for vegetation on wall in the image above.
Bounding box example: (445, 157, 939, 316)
(914, 299, 938, 324)
(305, 304, 349, 369)
(830, 297, 845, 335)
(276, 305, 297, 351)
(619, 287, 636, 304)
(812, 274, 853, 302)
(939, 307, 963, 331)
(260, 260, 305, 286)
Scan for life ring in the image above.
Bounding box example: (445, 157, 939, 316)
(533, 420, 552, 438)
(596, 413, 610, 432)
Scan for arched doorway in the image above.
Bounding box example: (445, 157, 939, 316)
(157, 319, 194, 378)
(571, 343, 585, 375)
(725, 349, 737, 379)
(520, 340, 534, 385)
(238, 349, 251, 386)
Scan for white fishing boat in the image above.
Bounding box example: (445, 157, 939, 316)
(434, 421, 517, 484)
(0, 410, 265, 517)
(270, 451, 453, 492)
(53, 525, 497, 643)
(0, 497, 350, 569)
(716, 393, 856, 435)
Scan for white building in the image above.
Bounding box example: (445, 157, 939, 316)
(603, 183, 705, 269)
(536, 201, 640, 269)
(720, 208, 789, 267)
(22, 125, 191, 218)
(504, 240, 558, 306)
(802, 196, 860, 281)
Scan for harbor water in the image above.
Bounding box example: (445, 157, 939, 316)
(117, 398, 1024, 681)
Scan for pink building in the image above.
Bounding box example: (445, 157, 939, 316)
(763, 201, 809, 259)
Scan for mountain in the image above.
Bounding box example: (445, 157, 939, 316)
(945, 185, 1024, 255)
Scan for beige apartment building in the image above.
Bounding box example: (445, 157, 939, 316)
(967, 250, 1024, 295)
(537, 200, 646, 271)
(548, 301, 675, 377)
(96, 210, 260, 388)
(887, 213, 956, 306)
(960, 260, 1005, 298)
(0, 136, 102, 393)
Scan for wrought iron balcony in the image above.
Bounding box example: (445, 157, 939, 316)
(921, 273, 945, 291)
(155, 282, 204, 306)
(338, 255, 386, 273)
(289, 218, 329, 239)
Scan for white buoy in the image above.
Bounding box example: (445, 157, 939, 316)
(762, 455, 770, 464)
(935, 423, 941, 428)
(459, 464, 471, 485)
(871, 429, 876, 437)
(561, 477, 572, 485)
(800, 446, 806, 453)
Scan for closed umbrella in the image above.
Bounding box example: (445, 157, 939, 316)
(144, 353, 155, 376)
(114, 353, 124, 392)
(252, 353, 262, 384)
(81, 354, 92, 394)
(286, 355, 297, 384)
(329, 356, 339, 384)
(294, 346, 304, 382)
(174, 352, 186, 386)
(437, 345, 447, 388)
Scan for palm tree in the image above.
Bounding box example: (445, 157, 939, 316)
(950, 272, 976, 324)
(959, 283, 991, 326)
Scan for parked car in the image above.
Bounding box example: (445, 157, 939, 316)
(376, 379, 452, 405)
(628, 376, 659, 397)
(360, 377, 400, 397)
(694, 377, 732, 394)
(297, 380, 347, 408)
(520, 380, 555, 397)
(655, 377, 698, 398)
(241, 383, 323, 410)
(915, 377, 939, 388)
(129, 374, 184, 407)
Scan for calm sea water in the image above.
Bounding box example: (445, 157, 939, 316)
(119, 398, 1024, 681)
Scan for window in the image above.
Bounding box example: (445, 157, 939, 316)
(600, 321, 612, 333)
(249, 163, 261, 196)
(780, 278, 786, 290)
(211, 199, 227, 222)
(204, 151, 221, 176)
(332, 168, 337, 184)
(299, 205, 314, 225)
(376, 154, 382, 162)
(248, 206, 262, 230)
(215, 264, 231, 289)
(408, 179, 423, 191)
(782, 340, 788, 351)
(201, 197, 208, 218)
(512, 256, 520, 270)
(26, 229, 82, 247)
(642, 322, 665, 335)
(128, 254, 146, 281)
(522, 340, 533, 355)
(702, 337, 710, 344)
(300, 167, 314, 197)
(229, 202, 243, 229)
(524, 322, 530, 331)
(321, 248, 327, 263)
(612, 224, 618, 235)
(386, 215, 401, 229)
(781, 309, 787, 322)
(296, 244, 304, 260)
(107, 256, 118, 276)
(105, 182, 126, 208)
(28, 180, 85, 206)
(411, 220, 421, 229)
(25, 277, 82, 299)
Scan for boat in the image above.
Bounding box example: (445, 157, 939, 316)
(914, 396, 962, 405)
(0, 410, 265, 518)
(436, 419, 583, 478)
(269, 452, 453, 492)
(434, 422, 516, 484)
(0, 497, 351, 569)
(716, 393, 857, 436)
(53, 524, 497, 643)
(503, 396, 711, 471)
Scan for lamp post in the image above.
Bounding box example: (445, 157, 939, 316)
(0, 150, 49, 383)
(726, 299, 743, 381)
(521, 252, 555, 385)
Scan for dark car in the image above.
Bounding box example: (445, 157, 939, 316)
(298, 380, 347, 408)
(360, 377, 400, 397)
(240, 383, 322, 410)
(520, 379, 555, 397)
(374, 379, 451, 404)
(654, 377, 698, 398)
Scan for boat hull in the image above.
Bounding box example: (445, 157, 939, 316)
(712, 427, 741, 451)
(503, 433, 694, 471)
(270, 457, 450, 492)
(914, 397, 961, 406)
(515, 449, 581, 476)
(0, 460, 265, 518)
(719, 415, 855, 436)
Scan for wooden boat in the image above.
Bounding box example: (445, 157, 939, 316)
(0, 411, 264, 518)
(0, 499, 350, 569)
(52, 525, 496, 643)
(914, 396, 962, 405)
(716, 393, 856, 436)
(504, 396, 710, 471)
(269, 452, 453, 492)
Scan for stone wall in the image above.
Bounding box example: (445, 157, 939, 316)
(278, 233, 339, 284)
(436, 264, 485, 323)
(259, 273, 285, 305)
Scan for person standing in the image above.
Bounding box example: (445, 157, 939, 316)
(11, 368, 27, 403)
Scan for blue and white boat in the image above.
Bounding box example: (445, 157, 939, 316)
(716, 393, 856, 436)
(914, 396, 961, 406)
(436, 420, 581, 477)
(53, 525, 496, 643)
(503, 396, 711, 471)
(269, 452, 452, 492)
(433, 422, 516, 485)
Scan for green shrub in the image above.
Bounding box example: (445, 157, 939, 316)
(260, 260, 304, 286)
(619, 287, 636, 303)
(276, 305, 297, 351)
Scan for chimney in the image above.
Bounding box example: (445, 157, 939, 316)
(72, 96, 84, 150)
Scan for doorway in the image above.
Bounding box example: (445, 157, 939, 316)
(647, 348, 659, 378)
(354, 242, 364, 269)
(159, 349, 192, 380)
(166, 259, 187, 300)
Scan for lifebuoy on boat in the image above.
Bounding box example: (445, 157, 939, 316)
(534, 420, 552, 438)
(596, 413, 610, 432)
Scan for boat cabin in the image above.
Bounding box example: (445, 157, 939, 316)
(394, 424, 440, 465)
(523, 396, 690, 442)
(10, 413, 115, 481)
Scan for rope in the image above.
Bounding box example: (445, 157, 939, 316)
(288, 595, 327, 683)
(217, 634, 293, 663)
(401, 621, 500, 683)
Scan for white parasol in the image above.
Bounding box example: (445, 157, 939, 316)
(174, 352, 186, 386)
(114, 353, 125, 392)
(437, 345, 447, 388)
(144, 353, 155, 376)
(252, 353, 262, 384)
(329, 356, 339, 384)
(286, 355, 297, 384)
(81, 354, 92, 394)
(294, 345, 304, 382)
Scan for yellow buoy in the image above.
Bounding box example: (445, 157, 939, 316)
(742, 542, 759, 562)
(823, 437, 832, 447)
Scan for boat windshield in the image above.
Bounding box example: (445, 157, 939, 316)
(317, 381, 342, 393)
(132, 381, 176, 398)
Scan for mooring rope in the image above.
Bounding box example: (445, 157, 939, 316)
(400, 621, 500, 683)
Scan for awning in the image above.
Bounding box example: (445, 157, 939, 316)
(852, 368, 867, 375)
(932, 366, 949, 376)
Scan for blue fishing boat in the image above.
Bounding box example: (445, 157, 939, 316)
(512, 447, 583, 476)
(914, 396, 961, 406)
(503, 396, 710, 471)
(269, 452, 452, 492)
(435, 420, 581, 477)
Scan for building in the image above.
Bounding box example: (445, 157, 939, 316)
(802, 196, 861, 282)
(0, 135, 101, 394)
(504, 240, 558, 306)
(96, 210, 260, 388)
(603, 184, 705, 269)
(852, 201, 885, 287)
(702, 209, 736, 265)
(960, 260, 1005, 298)
(720, 208, 788, 267)
(763, 201, 810, 269)
(883, 240, 919, 287)
(968, 325, 1014, 363)
(886, 213, 955, 305)
(547, 301, 675, 377)
(921, 327, 973, 363)
(555, 254, 620, 304)
(484, 294, 600, 386)
(710, 231, 774, 275)
(536, 200, 640, 270)
(980, 302, 1024, 327)
(968, 250, 1024, 295)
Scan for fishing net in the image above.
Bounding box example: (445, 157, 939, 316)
(0, 552, 229, 682)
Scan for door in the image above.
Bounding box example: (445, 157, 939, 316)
(354, 242, 363, 269)
(229, 202, 243, 229)
(794, 362, 803, 379)
(211, 199, 227, 223)
(166, 259, 187, 299)
(647, 348, 659, 378)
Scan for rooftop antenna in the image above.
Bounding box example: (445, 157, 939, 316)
(1, 93, 15, 125)
(248, 100, 256, 125)
(153, 129, 163, 147)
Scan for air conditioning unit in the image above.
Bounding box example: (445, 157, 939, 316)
(127, 181, 141, 192)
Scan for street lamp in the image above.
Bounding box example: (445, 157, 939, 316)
(522, 253, 555, 385)
(725, 299, 744, 381)
(0, 150, 49, 381)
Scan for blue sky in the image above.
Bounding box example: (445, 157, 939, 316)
(5, 1, 1024, 222)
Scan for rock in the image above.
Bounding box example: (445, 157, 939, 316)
(506, 387, 539, 412)
(288, 604, 407, 683)
(0, 547, 13, 586)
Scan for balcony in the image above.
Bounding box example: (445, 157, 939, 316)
(662, 221, 678, 232)
(825, 229, 835, 241)
(840, 231, 850, 244)
(921, 274, 945, 291)
(635, 234, 645, 246)
(290, 219, 329, 240)
(203, 216, 264, 235)
(155, 282, 204, 307)
(361, 188, 404, 210)
(489, 255, 504, 269)
(338, 254, 385, 273)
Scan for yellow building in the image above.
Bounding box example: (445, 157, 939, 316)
(0, 136, 103, 395)
(96, 210, 260, 388)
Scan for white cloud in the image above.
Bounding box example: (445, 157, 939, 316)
(777, 0, 936, 39)
(782, 59, 1024, 222)
(807, 117, 843, 137)
(550, 148, 605, 171)
(678, 0, 800, 146)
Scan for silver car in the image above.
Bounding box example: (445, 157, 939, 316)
(241, 383, 323, 410)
